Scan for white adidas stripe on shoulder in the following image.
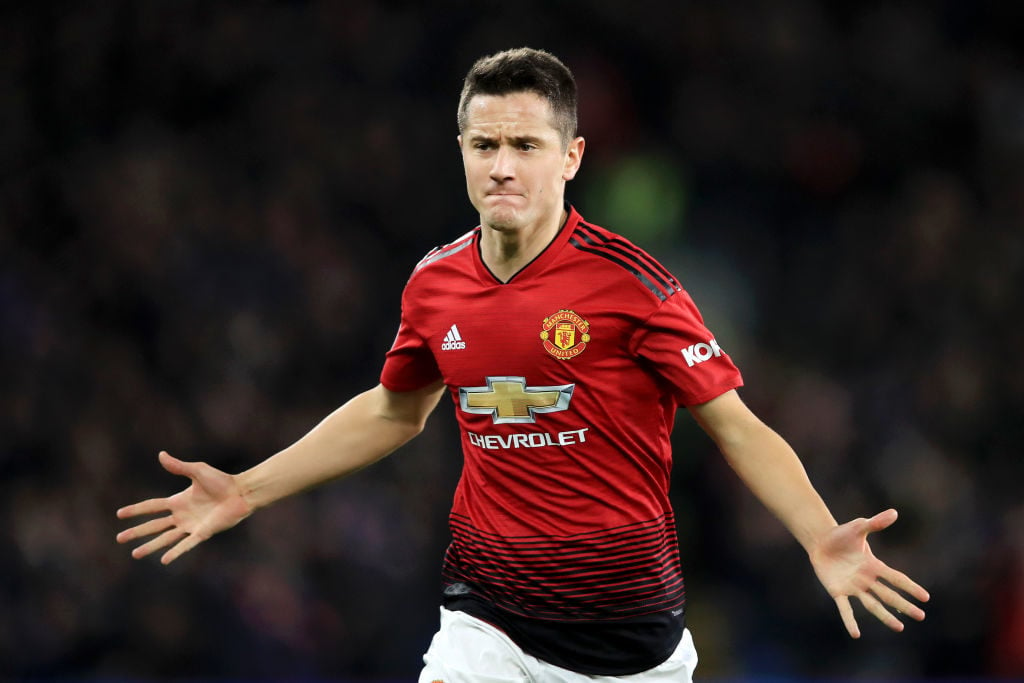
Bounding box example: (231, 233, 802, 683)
(414, 229, 478, 272)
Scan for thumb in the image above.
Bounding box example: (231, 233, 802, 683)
(158, 450, 195, 478)
(865, 508, 898, 534)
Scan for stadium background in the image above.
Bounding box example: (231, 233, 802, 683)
(2, 1, 1022, 679)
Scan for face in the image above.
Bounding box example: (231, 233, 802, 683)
(459, 91, 584, 233)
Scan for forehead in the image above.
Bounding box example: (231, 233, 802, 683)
(463, 91, 559, 137)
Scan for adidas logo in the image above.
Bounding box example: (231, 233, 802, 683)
(441, 324, 466, 351)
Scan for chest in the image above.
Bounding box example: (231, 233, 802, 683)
(416, 272, 638, 389)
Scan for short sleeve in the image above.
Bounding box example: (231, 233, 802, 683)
(630, 290, 743, 406)
(380, 294, 442, 392)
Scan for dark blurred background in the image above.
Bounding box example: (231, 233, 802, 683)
(2, 0, 1022, 680)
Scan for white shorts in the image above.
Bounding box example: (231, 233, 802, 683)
(418, 607, 698, 683)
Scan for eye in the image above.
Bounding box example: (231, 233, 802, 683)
(474, 141, 495, 151)
(518, 142, 537, 151)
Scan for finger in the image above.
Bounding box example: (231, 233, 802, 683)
(158, 450, 196, 477)
(117, 497, 170, 519)
(857, 590, 904, 632)
(116, 515, 175, 544)
(882, 566, 931, 604)
(871, 581, 926, 622)
(130, 527, 189, 560)
(835, 596, 860, 639)
(865, 508, 899, 534)
(161, 533, 204, 565)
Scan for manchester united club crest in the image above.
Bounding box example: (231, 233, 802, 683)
(540, 309, 591, 360)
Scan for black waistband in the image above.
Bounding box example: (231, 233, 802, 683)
(444, 593, 685, 676)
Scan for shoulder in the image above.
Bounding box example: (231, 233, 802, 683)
(567, 218, 682, 303)
(413, 228, 479, 274)
(401, 227, 479, 296)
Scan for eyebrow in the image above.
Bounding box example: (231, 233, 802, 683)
(468, 133, 547, 146)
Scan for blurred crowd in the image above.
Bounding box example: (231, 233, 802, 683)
(1, 0, 1022, 679)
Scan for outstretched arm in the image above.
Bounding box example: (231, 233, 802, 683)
(117, 381, 446, 565)
(688, 389, 930, 638)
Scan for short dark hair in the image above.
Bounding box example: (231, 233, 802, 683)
(457, 47, 578, 147)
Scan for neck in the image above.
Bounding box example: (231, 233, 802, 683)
(479, 207, 567, 282)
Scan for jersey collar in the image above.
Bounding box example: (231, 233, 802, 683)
(474, 202, 582, 285)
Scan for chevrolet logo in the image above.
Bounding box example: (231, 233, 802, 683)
(459, 376, 575, 424)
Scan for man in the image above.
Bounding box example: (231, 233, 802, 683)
(117, 48, 929, 681)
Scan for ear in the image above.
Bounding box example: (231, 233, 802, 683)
(562, 136, 585, 181)
(457, 134, 463, 150)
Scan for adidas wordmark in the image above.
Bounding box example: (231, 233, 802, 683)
(441, 324, 466, 351)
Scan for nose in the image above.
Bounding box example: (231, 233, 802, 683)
(489, 145, 516, 182)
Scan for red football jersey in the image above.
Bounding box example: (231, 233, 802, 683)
(381, 205, 742, 674)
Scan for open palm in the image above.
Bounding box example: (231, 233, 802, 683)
(809, 508, 930, 638)
(116, 451, 253, 565)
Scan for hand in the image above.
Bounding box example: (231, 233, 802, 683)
(116, 451, 253, 565)
(809, 508, 930, 638)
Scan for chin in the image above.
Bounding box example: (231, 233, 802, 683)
(482, 208, 525, 232)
